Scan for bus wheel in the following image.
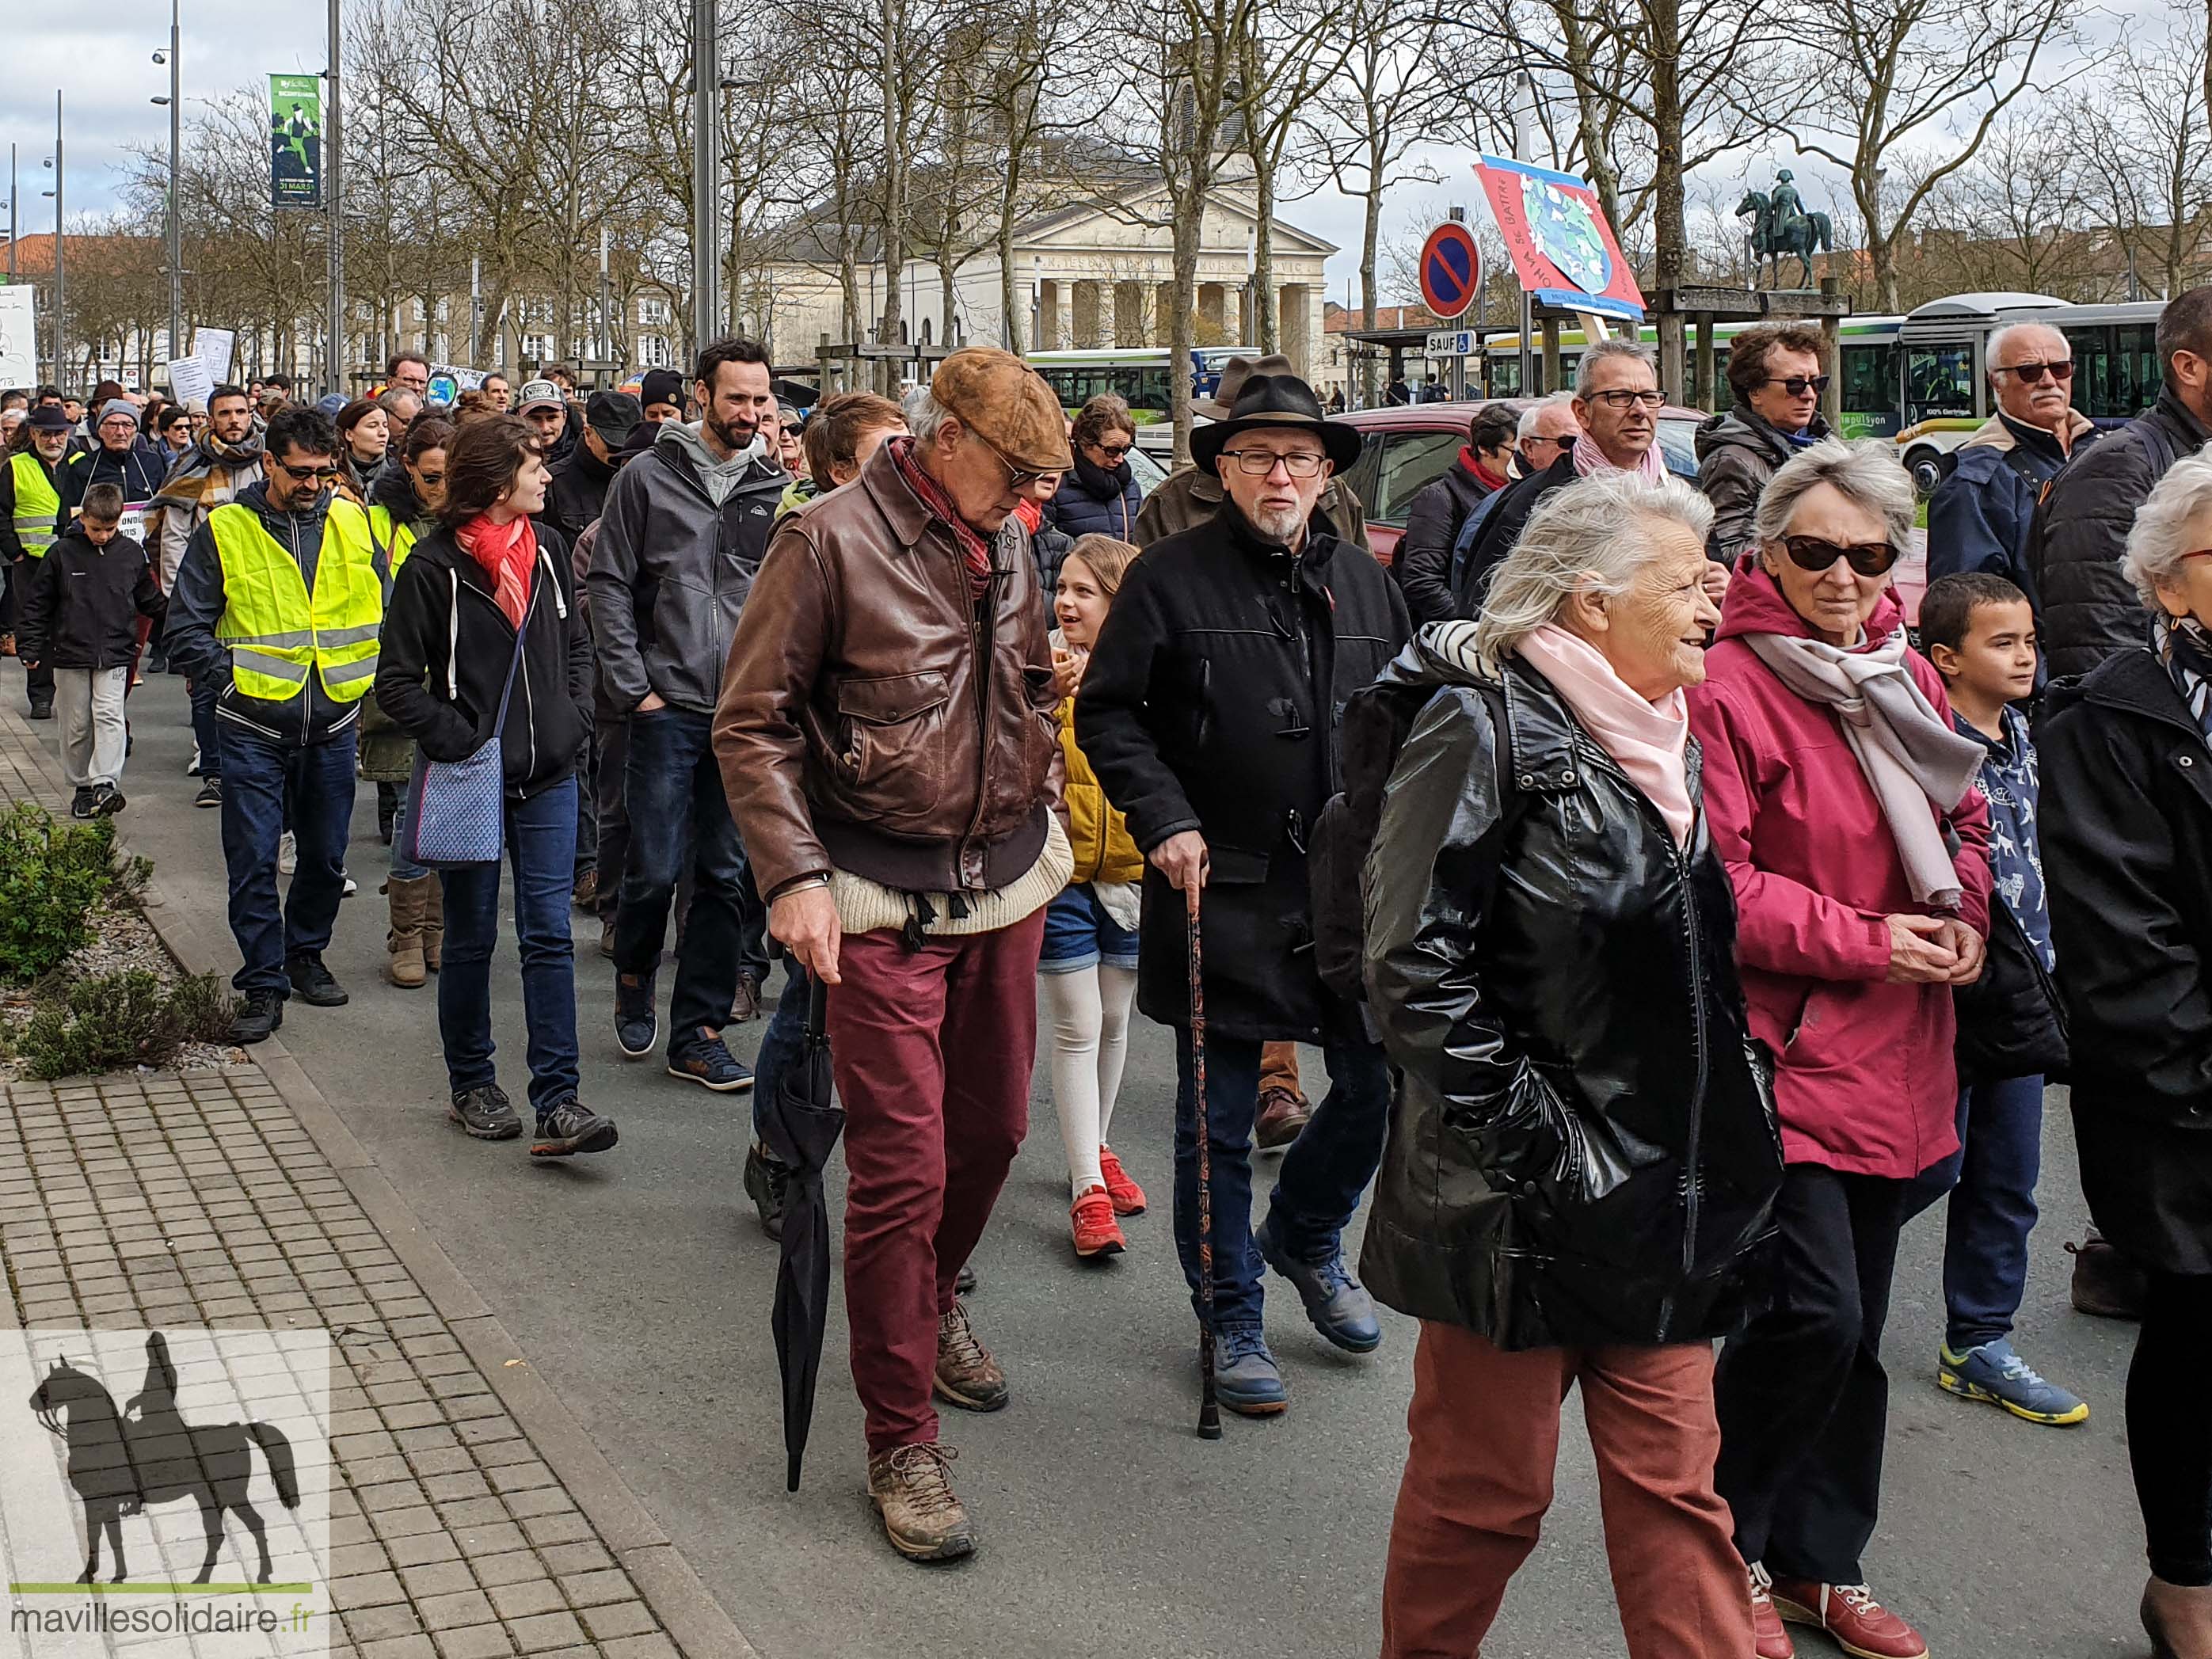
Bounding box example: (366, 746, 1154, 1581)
(1904, 446, 1944, 498)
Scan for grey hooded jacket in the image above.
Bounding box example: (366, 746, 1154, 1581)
(585, 421, 788, 717)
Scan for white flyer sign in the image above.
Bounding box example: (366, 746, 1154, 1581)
(169, 356, 215, 409)
(192, 327, 236, 384)
(0, 287, 36, 387)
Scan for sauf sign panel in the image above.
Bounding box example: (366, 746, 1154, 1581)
(1473, 156, 1647, 324)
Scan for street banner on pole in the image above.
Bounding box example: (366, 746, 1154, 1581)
(268, 74, 324, 209)
(193, 326, 236, 384)
(1472, 156, 1647, 323)
(0, 287, 36, 387)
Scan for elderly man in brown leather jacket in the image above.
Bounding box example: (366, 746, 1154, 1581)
(714, 348, 1069, 1566)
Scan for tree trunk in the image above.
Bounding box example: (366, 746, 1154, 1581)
(1360, 156, 1382, 404)
(999, 205, 1023, 354)
(1649, 0, 1687, 401)
(1170, 207, 1201, 466)
(1254, 149, 1277, 356)
(877, 0, 908, 389)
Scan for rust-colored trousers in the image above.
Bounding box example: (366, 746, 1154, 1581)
(1382, 1322, 1755, 1659)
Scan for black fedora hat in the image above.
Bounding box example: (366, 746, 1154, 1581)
(1190, 371, 1361, 473)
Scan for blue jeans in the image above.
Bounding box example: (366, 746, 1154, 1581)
(614, 706, 766, 1046)
(1905, 1074, 2046, 1349)
(388, 791, 429, 882)
(750, 957, 812, 1140)
(436, 778, 581, 1113)
(219, 723, 356, 996)
(1171, 1015, 1392, 1330)
(189, 674, 223, 779)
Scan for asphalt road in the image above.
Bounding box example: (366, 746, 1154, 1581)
(56, 668, 2157, 1659)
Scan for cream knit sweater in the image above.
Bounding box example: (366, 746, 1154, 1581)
(829, 814, 1073, 938)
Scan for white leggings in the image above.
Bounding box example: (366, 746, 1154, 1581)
(1042, 962, 1139, 1197)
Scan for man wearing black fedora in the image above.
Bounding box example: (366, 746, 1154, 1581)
(1133, 352, 1371, 1148)
(1078, 370, 1409, 1414)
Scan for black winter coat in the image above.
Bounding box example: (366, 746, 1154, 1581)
(2028, 390, 2211, 679)
(1954, 893, 2068, 1084)
(1041, 456, 1141, 544)
(1395, 459, 1500, 626)
(1355, 634, 1783, 1348)
(17, 522, 166, 671)
(2040, 645, 2212, 1274)
(543, 438, 618, 546)
(1452, 450, 1578, 616)
(375, 523, 593, 803)
(1076, 500, 1411, 1041)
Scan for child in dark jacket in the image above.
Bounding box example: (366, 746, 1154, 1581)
(1910, 571, 2084, 1426)
(19, 482, 165, 816)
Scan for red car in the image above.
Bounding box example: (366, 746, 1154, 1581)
(1329, 398, 1708, 565)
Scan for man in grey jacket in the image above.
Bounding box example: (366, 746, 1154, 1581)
(586, 337, 784, 1092)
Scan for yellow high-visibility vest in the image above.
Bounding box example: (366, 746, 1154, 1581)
(9, 452, 59, 559)
(367, 503, 420, 570)
(209, 497, 384, 702)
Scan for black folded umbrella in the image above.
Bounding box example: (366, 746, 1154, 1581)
(758, 972, 843, 1491)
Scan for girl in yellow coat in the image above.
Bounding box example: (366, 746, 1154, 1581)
(1044, 535, 1148, 1260)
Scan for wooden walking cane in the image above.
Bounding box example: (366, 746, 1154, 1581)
(1188, 879, 1222, 1440)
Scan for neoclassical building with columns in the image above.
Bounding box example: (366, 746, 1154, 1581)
(758, 178, 1336, 380)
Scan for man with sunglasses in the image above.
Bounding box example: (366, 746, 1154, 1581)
(166, 405, 387, 1045)
(1079, 371, 1410, 1417)
(1697, 323, 1833, 564)
(2032, 287, 2212, 682)
(1929, 323, 2096, 614)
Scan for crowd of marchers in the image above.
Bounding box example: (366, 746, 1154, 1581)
(7, 286, 2212, 1659)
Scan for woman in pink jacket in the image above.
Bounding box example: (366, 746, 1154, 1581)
(1688, 439, 1992, 1659)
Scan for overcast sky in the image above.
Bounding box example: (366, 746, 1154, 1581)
(0, 4, 2149, 310)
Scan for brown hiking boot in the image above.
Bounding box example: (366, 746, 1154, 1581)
(2069, 1231, 2146, 1320)
(933, 1299, 1007, 1412)
(386, 873, 433, 988)
(1255, 1085, 1312, 1150)
(867, 1442, 974, 1562)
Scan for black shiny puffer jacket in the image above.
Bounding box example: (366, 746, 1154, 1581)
(1356, 630, 1784, 1349)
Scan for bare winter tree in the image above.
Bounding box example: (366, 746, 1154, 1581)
(2077, 7, 2212, 299)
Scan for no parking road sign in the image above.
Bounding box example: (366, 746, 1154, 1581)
(1418, 223, 1483, 322)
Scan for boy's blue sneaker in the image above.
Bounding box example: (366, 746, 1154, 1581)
(1213, 1324, 1287, 1416)
(1937, 1338, 2088, 1425)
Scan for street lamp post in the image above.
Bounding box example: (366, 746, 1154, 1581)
(326, 0, 345, 395)
(6, 144, 16, 283)
(48, 94, 64, 387)
(153, 0, 181, 366)
(598, 225, 614, 390)
(690, 0, 720, 358)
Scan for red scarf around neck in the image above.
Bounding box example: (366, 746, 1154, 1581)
(456, 512, 535, 629)
(889, 436, 994, 595)
(1461, 447, 1510, 492)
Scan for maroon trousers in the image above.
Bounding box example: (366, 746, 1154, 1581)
(1383, 1322, 1755, 1659)
(827, 909, 1045, 1455)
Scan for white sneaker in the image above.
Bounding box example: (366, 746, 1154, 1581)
(342, 869, 357, 898)
(186, 742, 200, 777)
(278, 831, 296, 876)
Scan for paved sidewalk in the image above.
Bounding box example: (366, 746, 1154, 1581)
(0, 698, 749, 1659)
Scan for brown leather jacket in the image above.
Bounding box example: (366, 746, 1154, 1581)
(714, 440, 1062, 900)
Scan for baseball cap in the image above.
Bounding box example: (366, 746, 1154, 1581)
(585, 391, 642, 445)
(518, 379, 565, 414)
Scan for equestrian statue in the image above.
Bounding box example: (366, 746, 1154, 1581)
(1737, 170, 1834, 289)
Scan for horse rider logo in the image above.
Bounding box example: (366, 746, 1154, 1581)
(28, 1333, 302, 1585)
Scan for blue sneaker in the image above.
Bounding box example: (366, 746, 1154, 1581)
(1213, 1324, 1287, 1416)
(615, 971, 657, 1059)
(1937, 1338, 2088, 1425)
(667, 1032, 754, 1093)
(1257, 1212, 1382, 1353)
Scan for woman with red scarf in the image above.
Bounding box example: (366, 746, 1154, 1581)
(1394, 403, 1519, 625)
(375, 415, 614, 1159)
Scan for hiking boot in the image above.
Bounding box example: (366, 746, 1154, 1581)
(2142, 1577, 2212, 1659)
(572, 867, 597, 911)
(934, 1299, 1007, 1412)
(1258, 1212, 1382, 1353)
(2069, 1231, 2146, 1319)
(1254, 1084, 1312, 1150)
(194, 777, 223, 809)
(729, 969, 763, 1023)
(531, 1098, 619, 1158)
(231, 989, 284, 1045)
(89, 783, 125, 816)
(744, 1140, 790, 1240)
(615, 972, 658, 1058)
(866, 1442, 974, 1563)
(386, 873, 434, 989)
(955, 1263, 977, 1296)
(1938, 1337, 2088, 1425)
(1098, 1144, 1146, 1215)
(1769, 1578, 1928, 1659)
(284, 952, 348, 1007)
(69, 786, 96, 820)
(1070, 1186, 1126, 1258)
(27, 697, 51, 720)
(668, 1032, 753, 1092)
(1214, 1323, 1288, 1415)
(447, 1083, 523, 1141)
(1749, 1563, 1795, 1659)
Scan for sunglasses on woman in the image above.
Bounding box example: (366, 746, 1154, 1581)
(1763, 375, 1831, 397)
(1780, 535, 1900, 577)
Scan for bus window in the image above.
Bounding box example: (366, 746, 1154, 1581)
(1838, 342, 1902, 438)
(1488, 356, 1524, 398)
(1904, 345, 1976, 425)
(2067, 323, 2159, 421)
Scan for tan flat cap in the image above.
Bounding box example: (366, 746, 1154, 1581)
(931, 348, 1074, 474)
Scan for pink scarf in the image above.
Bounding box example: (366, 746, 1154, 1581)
(1515, 622, 1693, 848)
(1571, 429, 1667, 483)
(456, 512, 535, 630)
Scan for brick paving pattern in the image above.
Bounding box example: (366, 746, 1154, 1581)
(0, 1071, 678, 1659)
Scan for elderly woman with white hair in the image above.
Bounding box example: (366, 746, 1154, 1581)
(1692, 438, 1992, 1659)
(2040, 450, 2212, 1659)
(1344, 470, 1783, 1658)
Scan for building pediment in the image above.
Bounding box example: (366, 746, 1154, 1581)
(1014, 182, 1336, 261)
